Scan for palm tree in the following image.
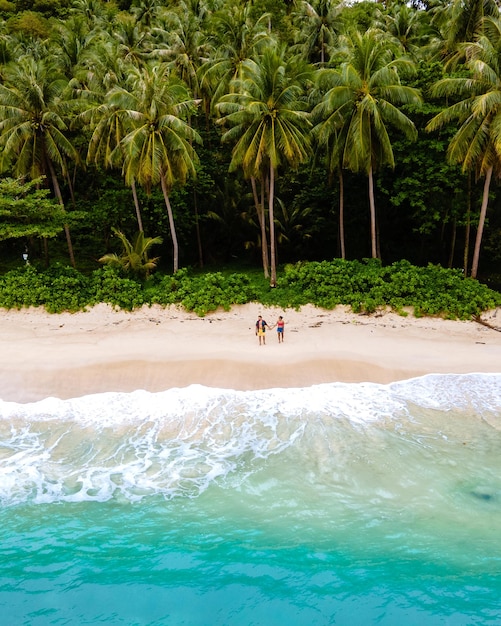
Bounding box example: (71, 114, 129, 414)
(50, 15, 95, 81)
(81, 88, 146, 233)
(109, 64, 201, 273)
(0, 56, 80, 266)
(426, 17, 501, 278)
(153, 0, 211, 99)
(199, 1, 272, 113)
(99, 228, 162, 278)
(444, 0, 497, 52)
(71, 32, 147, 233)
(292, 0, 343, 65)
(113, 14, 153, 68)
(428, 0, 498, 65)
(217, 45, 312, 286)
(70, 0, 114, 29)
(380, 3, 432, 61)
(130, 0, 164, 28)
(312, 119, 348, 258)
(312, 29, 421, 259)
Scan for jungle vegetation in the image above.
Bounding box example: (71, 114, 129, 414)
(0, 0, 500, 313)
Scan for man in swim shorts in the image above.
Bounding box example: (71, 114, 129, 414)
(255, 315, 269, 345)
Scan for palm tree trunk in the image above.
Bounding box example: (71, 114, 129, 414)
(269, 163, 277, 287)
(193, 186, 204, 269)
(160, 173, 179, 273)
(368, 164, 378, 259)
(251, 176, 269, 278)
(463, 172, 471, 275)
(448, 218, 456, 269)
(48, 158, 75, 268)
(338, 169, 345, 259)
(131, 179, 144, 233)
(66, 170, 76, 207)
(471, 166, 492, 279)
(188, 115, 204, 269)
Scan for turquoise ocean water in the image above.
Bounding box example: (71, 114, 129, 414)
(1, 374, 500, 625)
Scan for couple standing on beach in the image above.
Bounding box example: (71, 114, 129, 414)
(255, 315, 285, 345)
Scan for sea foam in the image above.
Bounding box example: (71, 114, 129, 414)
(0, 374, 500, 506)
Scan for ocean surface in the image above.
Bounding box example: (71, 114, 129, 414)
(1, 374, 500, 626)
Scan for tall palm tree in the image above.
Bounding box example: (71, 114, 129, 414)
(130, 0, 164, 28)
(109, 64, 201, 273)
(199, 1, 272, 113)
(152, 0, 211, 100)
(70, 0, 114, 29)
(0, 56, 80, 266)
(380, 3, 432, 61)
(217, 45, 312, 286)
(80, 79, 146, 233)
(50, 15, 95, 81)
(292, 0, 343, 65)
(426, 16, 501, 278)
(428, 0, 498, 65)
(312, 117, 348, 257)
(113, 15, 153, 68)
(445, 0, 498, 51)
(312, 29, 421, 259)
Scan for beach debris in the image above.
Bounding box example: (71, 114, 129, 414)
(472, 315, 501, 333)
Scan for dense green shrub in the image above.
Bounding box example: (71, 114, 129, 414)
(90, 266, 146, 311)
(276, 259, 501, 319)
(0, 264, 90, 312)
(151, 270, 259, 316)
(0, 260, 499, 319)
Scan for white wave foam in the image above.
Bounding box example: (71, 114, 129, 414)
(389, 373, 501, 414)
(0, 374, 499, 506)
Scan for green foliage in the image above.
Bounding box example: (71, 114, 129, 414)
(14, 0, 71, 18)
(151, 269, 259, 316)
(0, 0, 500, 278)
(90, 266, 145, 311)
(6, 10, 50, 37)
(98, 229, 163, 279)
(275, 259, 501, 319)
(0, 0, 15, 13)
(0, 264, 90, 312)
(0, 177, 68, 241)
(0, 261, 499, 319)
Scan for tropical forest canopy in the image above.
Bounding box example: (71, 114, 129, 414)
(0, 0, 500, 286)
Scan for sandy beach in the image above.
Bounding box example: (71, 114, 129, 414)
(0, 302, 500, 403)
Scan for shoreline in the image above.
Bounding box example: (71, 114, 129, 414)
(1, 303, 500, 403)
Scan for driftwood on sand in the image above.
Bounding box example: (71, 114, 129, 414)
(472, 315, 501, 333)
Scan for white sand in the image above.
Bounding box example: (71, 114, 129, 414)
(1, 303, 500, 402)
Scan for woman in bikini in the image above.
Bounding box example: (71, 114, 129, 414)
(275, 316, 285, 343)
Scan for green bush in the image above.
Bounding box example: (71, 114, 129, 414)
(0, 264, 90, 312)
(0, 260, 499, 319)
(151, 270, 258, 316)
(276, 259, 501, 319)
(90, 266, 146, 311)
